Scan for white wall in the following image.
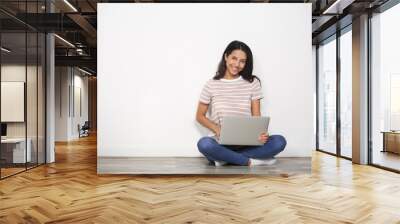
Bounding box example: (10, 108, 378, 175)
(1, 82, 24, 123)
(55, 67, 89, 141)
(55, 67, 69, 141)
(72, 73, 89, 138)
(1, 65, 40, 138)
(98, 3, 313, 157)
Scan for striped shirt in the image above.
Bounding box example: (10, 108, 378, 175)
(199, 75, 263, 130)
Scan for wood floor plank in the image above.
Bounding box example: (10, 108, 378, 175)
(0, 134, 400, 223)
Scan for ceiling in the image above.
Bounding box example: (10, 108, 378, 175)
(0, 0, 393, 75)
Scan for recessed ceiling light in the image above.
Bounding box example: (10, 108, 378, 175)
(54, 34, 75, 48)
(63, 0, 78, 12)
(323, 0, 355, 15)
(1, 47, 11, 53)
(78, 67, 93, 76)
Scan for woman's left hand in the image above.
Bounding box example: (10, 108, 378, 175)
(258, 132, 269, 144)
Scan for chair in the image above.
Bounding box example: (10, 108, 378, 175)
(79, 121, 90, 138)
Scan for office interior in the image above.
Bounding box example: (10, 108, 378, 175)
(0, 0, 400, 222)
(0, 0, 97, 179)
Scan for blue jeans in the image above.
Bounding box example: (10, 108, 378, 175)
(197, 135, 287, 166)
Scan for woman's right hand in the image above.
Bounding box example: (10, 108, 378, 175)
(212, 124, 221, 139)
(196, 102, 221, 138)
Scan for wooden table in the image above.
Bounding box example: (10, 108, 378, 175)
(381, 131, 400, 154)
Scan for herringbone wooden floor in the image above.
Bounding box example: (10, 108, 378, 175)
(1, 134, 400, 224)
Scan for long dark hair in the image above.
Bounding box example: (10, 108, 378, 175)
(213, 40, 260, 83)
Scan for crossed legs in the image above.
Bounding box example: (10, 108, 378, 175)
(197, 135, 287, 166)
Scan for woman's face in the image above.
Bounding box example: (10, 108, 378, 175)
(224, 49, 247, 76)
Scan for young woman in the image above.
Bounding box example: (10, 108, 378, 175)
(196, 40, 287, 166)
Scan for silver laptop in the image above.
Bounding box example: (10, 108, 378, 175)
(218, 116, 270, 146)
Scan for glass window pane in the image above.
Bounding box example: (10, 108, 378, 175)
(0, 1, 46, 179)
(371, 3, 400, 171)
(38, 32, 45, 165)
(318, 37, 337, 154)
(1, 31, 27, 178)
(25, 0, 39, 169)
(27, 31, 38, 169)
(340, 29, 352, 158)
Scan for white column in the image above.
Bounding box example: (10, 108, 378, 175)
(46, 33, 55, 163)
(352, 14, 369, 164)
(45, 0, 56, 163)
